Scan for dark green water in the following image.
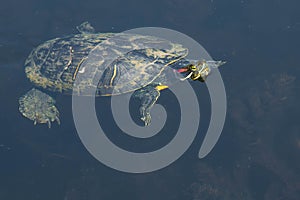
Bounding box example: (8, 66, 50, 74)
(0, 0, 299, 199)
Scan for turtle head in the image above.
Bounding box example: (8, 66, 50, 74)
(177, 60, 226, 82)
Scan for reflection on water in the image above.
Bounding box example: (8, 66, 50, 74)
(0, 0, 299, 199)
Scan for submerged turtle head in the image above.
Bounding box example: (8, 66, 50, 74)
(178, 60, 226, 82)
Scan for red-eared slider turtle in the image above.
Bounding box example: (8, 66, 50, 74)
(19, 22, 225, 128)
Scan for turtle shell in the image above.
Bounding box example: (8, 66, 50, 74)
(19, 88, 60, 127)
(25, 33, 188, 96)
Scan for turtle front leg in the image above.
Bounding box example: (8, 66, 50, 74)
(133, 85, 160, 126)
(19, 88, 60, 128)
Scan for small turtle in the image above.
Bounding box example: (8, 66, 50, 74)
(19, 22, 225, 127)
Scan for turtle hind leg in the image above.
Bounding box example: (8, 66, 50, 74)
(19, 88, 60, 128)
(133, 85, 160, 126)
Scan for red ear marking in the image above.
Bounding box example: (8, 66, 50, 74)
(177, 68, 188, 73)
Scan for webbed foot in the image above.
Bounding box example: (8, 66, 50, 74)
(134, 85, 160, 126)
(19, 88, 60, 128)
(140, 107, 152, 126)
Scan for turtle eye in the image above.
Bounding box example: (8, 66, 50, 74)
(190, 65, 197, 71)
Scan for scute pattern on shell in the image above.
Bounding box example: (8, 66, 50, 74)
(72, 33, 188, 95)
(25, 33, 114, 93)
(19, 88, 59, 125)
(25, 33, 188, 96)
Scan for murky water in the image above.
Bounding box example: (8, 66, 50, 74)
(0, 0, 299, 199)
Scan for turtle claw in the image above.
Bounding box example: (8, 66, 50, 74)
(55, 116, 61, 125)
(134, 85, 160, 126)
(143, 116, 151, 126)
(140, 109, 151, 126)
(47, 119, 51, 128)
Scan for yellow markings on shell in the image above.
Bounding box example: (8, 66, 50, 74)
(145, 49, 176, 59)
(64, 46, 73, 70)
(156, 85, 169, 91)
(166, 57, 180, 66)
(73, 57, 86, 80)
(110, 64, 117, 86)
(26, 61, 68, 93)
(102, 93, 113, 97)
